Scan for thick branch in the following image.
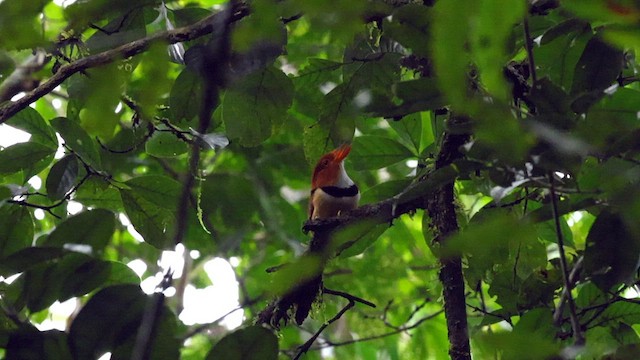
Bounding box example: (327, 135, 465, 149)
(426, 117, 471, 360)
(0, 4, 249, 124)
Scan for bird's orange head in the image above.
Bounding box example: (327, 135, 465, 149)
(311, 144, 351, 189)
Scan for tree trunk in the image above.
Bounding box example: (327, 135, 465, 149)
(426, 117, 471, 360)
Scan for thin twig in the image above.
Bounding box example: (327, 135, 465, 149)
(549, 172, 584, 345)
(293, 300, 355, 360)
(310, 309, 445, 350)
(523, 17, 537, 84)
(323, 287, 376, 308)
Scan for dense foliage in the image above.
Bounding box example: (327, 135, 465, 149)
(1, 0, 640, 358)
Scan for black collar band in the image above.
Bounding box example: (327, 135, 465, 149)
(314, 184, 359, 198)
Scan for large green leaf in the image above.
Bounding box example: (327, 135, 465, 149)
(223, 66, 294, 146)
(145, 131, 189, 158)
(42, 209, 116, 252)
(207, 326, 278, 360)
(383, 4, 431, 57)
(570, 36, 624, 95)
(584, 211, 640, 290)
(0, 246, 65, 277)
(45, 154, 79, 200)
(85, 8, 146, 54)
(6, 329, 72, 360)
(119, 175, 180, 248)
(349, 136, 414, 170)
(50, 117, 102, 168)
(200, 173, 259, 230)
(0, 0, 47, 49)
(0, 204, 33, 258)
(74, 177, 123, 211)
(169, 69, 202, 123)
(6, 107, 58, 149)
(0, 142, 54, 175)
(470, 0, 525, 101)
(69, 284, 179, 360)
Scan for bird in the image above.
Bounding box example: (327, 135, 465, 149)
(258, 144, 360, 328)
(309, 143, 360, 220)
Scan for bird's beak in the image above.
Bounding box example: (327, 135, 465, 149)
(332, 143, 351, 162)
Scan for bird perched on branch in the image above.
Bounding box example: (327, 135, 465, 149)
(257, 144, 360, 328)
(309, 143, 360, 220)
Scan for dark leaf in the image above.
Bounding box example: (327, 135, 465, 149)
(6, 329, 72, 360)
(145, 131, 189, 158)
(0, 142, 54, 175)
(223, 66, 294, 146)
(0, 204, 33, 258)
(570, 36, 624, 95)
(69, 284, 179, 359)
(349, 136, 414, 170)
(0, 246, 65, 277)
(169, 69, 202, 123)
(584, 211, 640, 290)
(206, 326, 278, 360)
(50, 117, 102, 168)
(45, 154, 79, 200)
(6, 107, 58, 149)
(85, 8, 146, 54)
(43, 209, 116, 252)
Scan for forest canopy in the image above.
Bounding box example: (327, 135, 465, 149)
(1, 0, 640, 359)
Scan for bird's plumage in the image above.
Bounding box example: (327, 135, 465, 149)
(309, 144, 359, 219)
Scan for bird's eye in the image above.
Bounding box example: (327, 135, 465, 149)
(321, 159, 330, 167)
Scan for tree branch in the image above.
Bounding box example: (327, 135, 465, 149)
(425, 116, 471, 360)
(0, 3, 250, 124)
(549, 172, 585, 346)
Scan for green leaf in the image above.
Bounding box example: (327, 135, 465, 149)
(383, 4, 431, 57)
(470, 0, 525, 101)
(207, 326, 278, 360)
(318, 83, 357, 145)
(584, 211, 640, 290)
(432, 0, 473, 107)
(360, 178, 412, 204)
(0, 142, 54, 175)
(223, 66, 294, 146)
(50, 117, 102, 168)
(570, 36, 624, 95)
(350, 136, 413, 170)
(124, 175, 181, 210)
(600, 302, 640, 326)
(23, 262, 61, 312)
(474, 331, 560, 360)
(0, 204, 33, 258)
(43, 209, 116, 252)
(169, 69, 202, 123)
(541, 18, 590, 45)
(7, 329, 72, 360)
(6, 107, 58, 149)
(336, 221, 388, 258)
(69, 284, 179, 360)
(57, 254, 111, 302)
(200, 173, 259, 230)
(0, 0, 47, 49)
(119, 175, 180, 248)
(103, 261, 140, 286)
(396, 161, 483, 204)
(0, 246, 66, 277)
(145, 131, 189, 158)
(387, 112, 428, 154)
(74, 177, 123, 211)
(45, 154, 79, 200)
(85, 8, 146, 54)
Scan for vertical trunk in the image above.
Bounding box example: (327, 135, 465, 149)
(426, 119, 471, 360)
